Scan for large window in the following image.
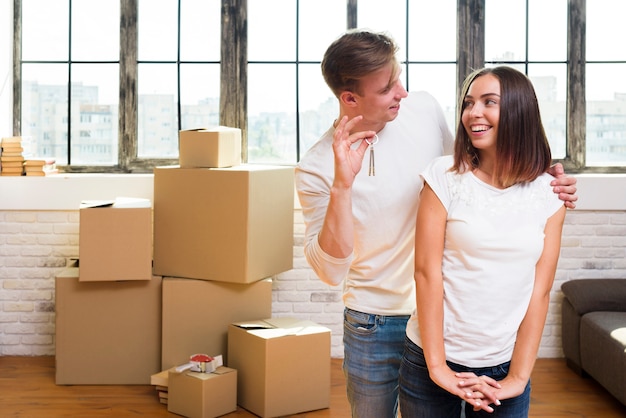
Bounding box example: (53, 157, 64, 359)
(21, 0, 120, 166)
(586, 0, 626, 167)
(484, 0, 568, 159)
(12, 0, 626, 172)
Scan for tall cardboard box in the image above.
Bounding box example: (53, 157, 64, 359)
(161, 277, 273, 370)
(179, 127, 242, 168)
(227, 318, 331, 417)
(79, 204, 152, 281)
(153, 165, 294, 284)
(168, 367, 237, 418)
(55, 268, 162, 384)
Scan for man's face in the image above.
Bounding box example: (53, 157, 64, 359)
(352, 62, 408, 126)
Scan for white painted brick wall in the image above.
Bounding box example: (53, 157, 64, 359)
(1, 209, 625, 358)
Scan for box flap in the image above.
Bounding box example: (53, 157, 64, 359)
(232, 318, 331, 339)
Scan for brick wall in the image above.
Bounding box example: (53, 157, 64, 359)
(1, 208, 625, 358)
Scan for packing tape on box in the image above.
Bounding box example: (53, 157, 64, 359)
(175, 354, 223, 374)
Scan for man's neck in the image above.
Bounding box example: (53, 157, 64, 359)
(336, 111, 387, 134)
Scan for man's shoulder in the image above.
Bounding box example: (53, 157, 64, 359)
(296, 127, 334, 174)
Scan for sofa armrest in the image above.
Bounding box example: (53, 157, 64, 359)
(561, 279, 626, 315)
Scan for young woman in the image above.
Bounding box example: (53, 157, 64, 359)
(399, 66, 567, 417)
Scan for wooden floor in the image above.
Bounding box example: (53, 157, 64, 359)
(0, 356, 624, 417)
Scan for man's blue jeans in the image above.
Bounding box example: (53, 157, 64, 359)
(399, 337, 531, 418)
(343, 308, 410, 418)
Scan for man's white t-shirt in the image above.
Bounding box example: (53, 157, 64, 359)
(295, 92, 454, 316)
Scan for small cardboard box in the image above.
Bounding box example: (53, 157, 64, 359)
(153, 165, 294, 284)
(161, 277, 272, 370)
(168, 367, 237, 418)
(79, 203, 152, 281)
(179, 127, 242, 168)
(55, 268, 162, 385)
(227, 318, 331, 417)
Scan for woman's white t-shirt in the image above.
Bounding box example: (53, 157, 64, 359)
(405, 155, 564, 367)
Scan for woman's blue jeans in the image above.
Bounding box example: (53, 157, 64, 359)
(399, 337, 531, 418)
(342, 308, 410, 418)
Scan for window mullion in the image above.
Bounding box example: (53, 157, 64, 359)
(457, 0, 485, 107)
(220, 0, 247, 162)
(119, 0, 138, 172)
(566, 0, 585, 170)
(13, 0, 22, 136)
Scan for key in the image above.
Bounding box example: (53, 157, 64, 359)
(366, 134, 379, 176)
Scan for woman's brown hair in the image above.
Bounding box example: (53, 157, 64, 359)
(452, 66, 552, 188)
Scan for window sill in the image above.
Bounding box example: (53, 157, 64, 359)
(0, 172, 623, 211)
(0, 173, 154, 210)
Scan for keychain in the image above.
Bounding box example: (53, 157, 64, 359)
(365, 134, 379, 176)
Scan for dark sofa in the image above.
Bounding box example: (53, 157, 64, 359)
(561, 278, 626, 406)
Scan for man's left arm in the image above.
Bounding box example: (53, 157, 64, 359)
(548, 163, 578, 209)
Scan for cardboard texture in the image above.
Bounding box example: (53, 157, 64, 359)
(79, 206, 152, 281)
(168, 367, 237, 418)
(153, 165, 294, 284)
(227, 318, 331, 417)
(179, 127, 242, 168)
(161, 277, 272, 370)
(55, 268, 162, 385)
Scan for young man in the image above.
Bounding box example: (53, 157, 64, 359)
(295, 29, 577, 418)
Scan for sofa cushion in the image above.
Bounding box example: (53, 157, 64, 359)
(561, 279, 626, 315)
(579, 311, 626, 406)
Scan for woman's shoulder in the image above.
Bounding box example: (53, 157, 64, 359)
(422, 156, 456, 186)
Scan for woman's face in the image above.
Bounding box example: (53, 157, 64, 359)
(462, 73, 501, 153)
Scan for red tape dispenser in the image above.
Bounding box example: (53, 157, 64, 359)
(175, 353, 223, 373)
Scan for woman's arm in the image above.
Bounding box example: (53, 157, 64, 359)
(496, 205, 567, 399)
(414, 183, 498, 412)
(414, 183, 447, 372)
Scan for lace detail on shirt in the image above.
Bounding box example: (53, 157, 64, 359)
(446, 170, 554, 216)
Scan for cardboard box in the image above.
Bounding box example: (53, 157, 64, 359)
(153, 165, 294, 284)
(227, 318, 331, 417)
(79, 205, 152, 281)
(168, 367, 237, 418)
(55, 268, 162, 384)
(179, 127, 242, 168)
(161, 277, 272, 370)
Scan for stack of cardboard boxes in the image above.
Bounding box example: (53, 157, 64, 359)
(54, 126, 331, 418)
(55, 197, 160, 385)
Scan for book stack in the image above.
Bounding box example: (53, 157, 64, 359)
(1, 136, 25, 176)
(150, 370, 169, 405)
(24, 159, 58, 176)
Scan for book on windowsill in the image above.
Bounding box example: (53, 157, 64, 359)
(1, 166, 24, 174)
(23, 158, 57, 175)
(0, 155, 25, 163)
(1, 136, 22, 145)
(24, 159, 47, 167)
(0, 147, 24, 156)
(24, 168, 59, 176)
(0, 161, 24, 168)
